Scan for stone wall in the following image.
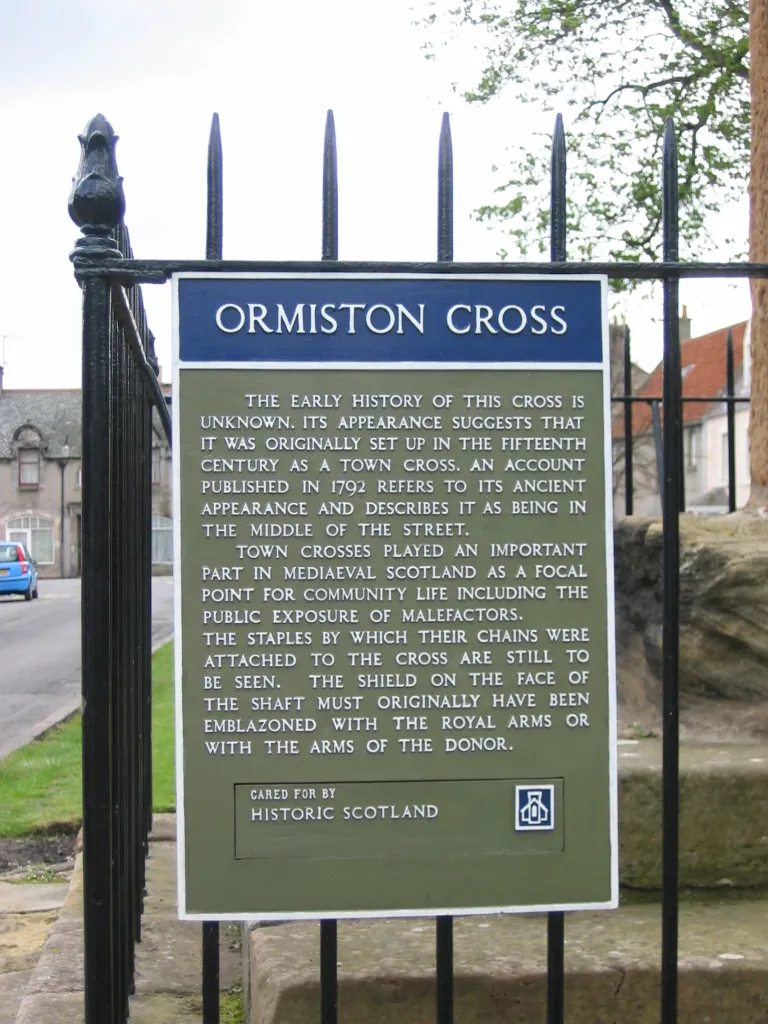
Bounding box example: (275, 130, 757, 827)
(615, 513, 768, 736)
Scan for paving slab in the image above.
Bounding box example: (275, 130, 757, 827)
(15, 991, 83, 1024)
(150, 811, 178, 843)
(0, 881, 70, 914)
(129, 992, 205, 1024)
(0, 972, 32, 1024)
(246, 898, 768, 1024)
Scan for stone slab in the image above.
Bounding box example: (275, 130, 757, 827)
(615, 514, 768, 712)
(14, 991, 83, 1024)
(22, 919, 82, 996)
(246, 899, 768, 1024)
(0, 971, 32, 1024)
(0, 881, 69, 914)
(133, 839, 240, 995)
(150, 812, 178, 843)
(129, 992, 205, 1024)
(619, 740, 768, 887)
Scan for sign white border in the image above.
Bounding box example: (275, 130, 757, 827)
(171, 271, 618, 921)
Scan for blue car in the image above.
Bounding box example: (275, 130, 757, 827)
(0, 541, 39, 601)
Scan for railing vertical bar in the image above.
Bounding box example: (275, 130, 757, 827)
(322, 110, 338, 261)
(727, 328, 737, 512)
(142, 336, 149, 867)
(202, 110, 223, 1024)
(80, 270, 116, 1024)
(436, 916, 454, 1024)
(547, 914, 565, 1024)
(142, 372, 152, 923)
(125, 250, 146, 951)
(121, 263, 137, 999)
(202, 924, 220, 1024)
(320, 106, 340, 1024)
(550, 113, 566, 264)
(320, 919, 339, 1024)
(651, 401, 664, 512)
(624, 326, 634, 515)
(547, 111, 567, 1024)
(121, 287, 132, 1011)
(435, 109, 455, 1024)
(129, 291, 141, 962)
(112, 228, 125, 1020)
(118, 272, 132, 1018)
(660, 116, 681, 1024)
(119, 221, 136, 1003)
(437, 112, 453, 262)
(131, 313, 143, 947)
(107, 295, 124, 1023)
(206, 113, 223, 261)
(145, 330, 158, 850)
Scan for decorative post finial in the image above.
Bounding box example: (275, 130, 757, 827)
(69, 113, 125, 265)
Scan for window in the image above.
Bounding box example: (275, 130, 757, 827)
(18, 448, 40, 488)
(6, 515, 55, 564)
(721, 432, 731, 484)
(151, 515, 173, 564)
(685, 427, 699, 470)
(152, 448, 163, 486)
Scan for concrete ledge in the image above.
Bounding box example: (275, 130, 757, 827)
(619, 740, 768, 887)
(246, 899, 768, 1024)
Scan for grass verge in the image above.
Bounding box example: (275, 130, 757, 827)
(0, 642, 175, 837)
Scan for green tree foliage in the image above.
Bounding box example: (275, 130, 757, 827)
(421, 1, 749, 270)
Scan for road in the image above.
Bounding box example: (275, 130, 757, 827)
(0, 577, 174, 760)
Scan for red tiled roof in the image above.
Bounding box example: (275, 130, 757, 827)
(613, 320, 746, 437)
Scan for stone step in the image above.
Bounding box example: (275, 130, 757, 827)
(244, 742, 768, 1021)
(618, 739, 768, 887)
(245, 895, 768, 1024)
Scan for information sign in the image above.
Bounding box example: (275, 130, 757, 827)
(172, 273, 617, 920)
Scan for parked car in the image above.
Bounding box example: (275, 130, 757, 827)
(0, 541, 39, 601)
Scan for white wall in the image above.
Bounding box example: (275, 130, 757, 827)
(702, 405, 750, 509)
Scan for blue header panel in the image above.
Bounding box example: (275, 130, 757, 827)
(176, 274, 606, 365)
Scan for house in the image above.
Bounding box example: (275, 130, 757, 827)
(612, 313, 749, 516)
(0, 372, 173, 576)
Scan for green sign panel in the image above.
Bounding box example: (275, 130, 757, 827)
(173, 273, 617, 920)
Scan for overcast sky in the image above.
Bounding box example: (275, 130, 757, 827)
(0, 0, 751, 388)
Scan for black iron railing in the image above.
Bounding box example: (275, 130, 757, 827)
(70, 115, 168, 1024)
(71, 107, 768, 1024)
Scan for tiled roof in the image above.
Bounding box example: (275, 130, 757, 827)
(0, 387, 171, 458)
(0, 390, 82, 459)
(613, 321, 746, 437)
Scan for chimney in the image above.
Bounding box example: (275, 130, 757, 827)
(679, 305, 691, 341)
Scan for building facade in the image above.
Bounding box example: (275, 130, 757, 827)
(0, 381, 172, 577)
(612, 317, 750, 517)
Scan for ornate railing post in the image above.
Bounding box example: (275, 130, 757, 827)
(69, 113, 125, 1024)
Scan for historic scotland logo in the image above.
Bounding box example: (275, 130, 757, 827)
(515, 785, 555, 831)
